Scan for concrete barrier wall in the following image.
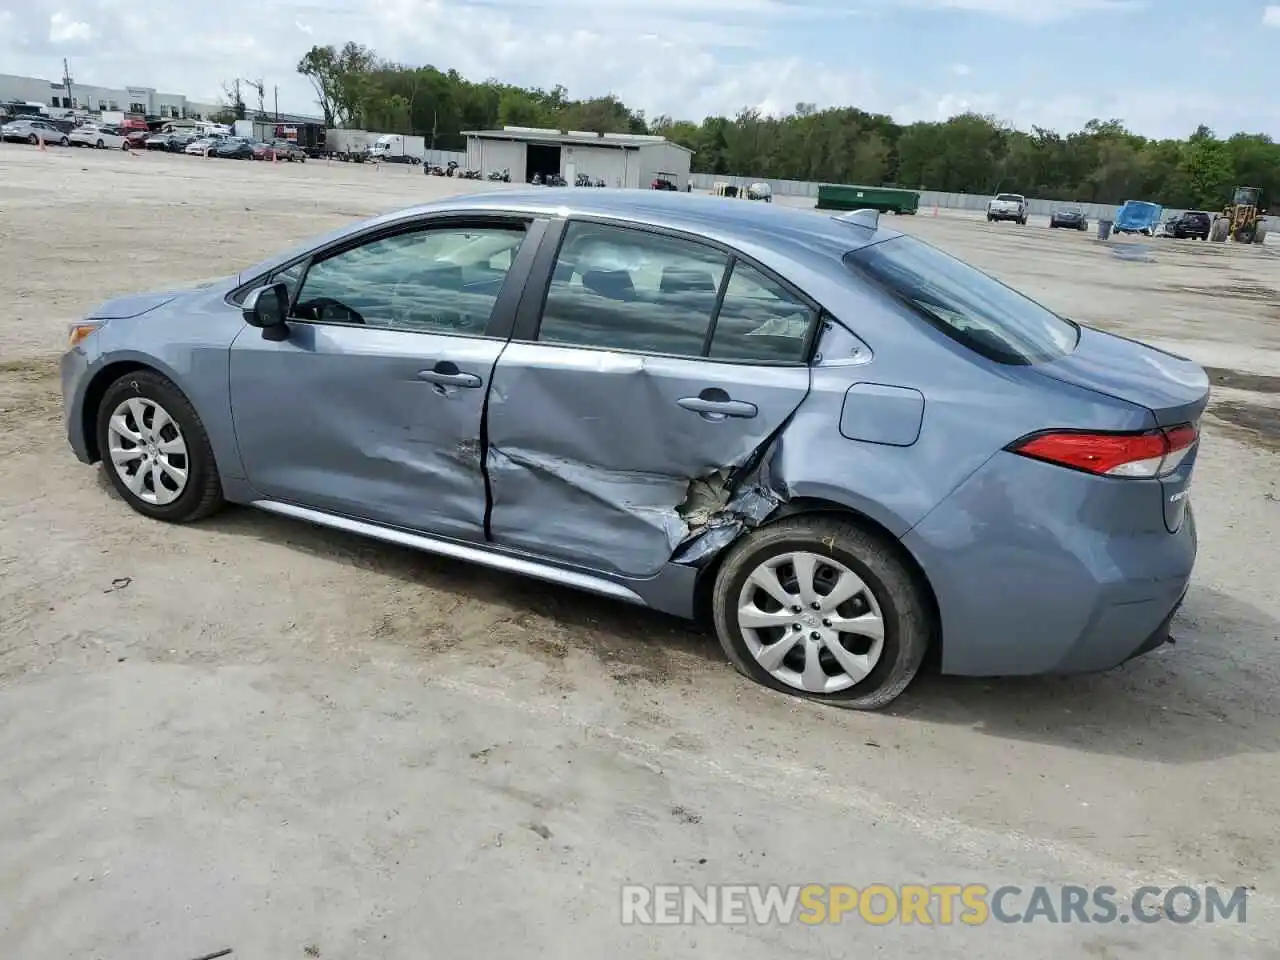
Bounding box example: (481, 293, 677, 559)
(685, 173, 1265, 223)
(426, 149, 466, 167)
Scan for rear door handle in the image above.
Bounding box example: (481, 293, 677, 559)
(677, 396, 758, 419)
(417, 364, 482, 388)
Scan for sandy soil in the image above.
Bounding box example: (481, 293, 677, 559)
(2, 143, 1280, 959)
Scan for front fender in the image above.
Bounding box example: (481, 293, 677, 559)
(85, 307, 244, 481)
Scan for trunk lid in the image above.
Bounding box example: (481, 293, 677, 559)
(1031, 325, 1209, 533)
(1032, 325, 1209, 428)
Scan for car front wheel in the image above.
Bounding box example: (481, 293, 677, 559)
(96, 370, 224, 523)
(711, 516, 930, 710)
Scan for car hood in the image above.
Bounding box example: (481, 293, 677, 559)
(1029, 325, 1209, 427)
(86, 276, 237, 319)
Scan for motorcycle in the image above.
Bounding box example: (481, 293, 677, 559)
(487, 168, 511, 182)
(459, 168, 482, 180)
(545, 173, 567, 187)
(446, 160, 458, 177)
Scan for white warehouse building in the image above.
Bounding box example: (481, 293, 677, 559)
(464, 126, 693, 189)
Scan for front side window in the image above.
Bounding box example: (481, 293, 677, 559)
(538, 221, 728, 357)
(846, 236, 1078, 365)
(290, 225, 526, 336)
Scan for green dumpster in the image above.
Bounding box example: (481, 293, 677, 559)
(817, 184, 920, 215)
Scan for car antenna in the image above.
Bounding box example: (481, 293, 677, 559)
(831, 208, 880, 230)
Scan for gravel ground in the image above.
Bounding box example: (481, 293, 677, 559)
(2, 143, 1279, 959)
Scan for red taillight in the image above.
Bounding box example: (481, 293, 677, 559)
(1010, 423, 1198, 478)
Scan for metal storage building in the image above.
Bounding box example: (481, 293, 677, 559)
(463, 127, 693, 189)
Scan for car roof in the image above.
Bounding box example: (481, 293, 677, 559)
(239, 189, 906, 289)
(425, 188, 900, 255)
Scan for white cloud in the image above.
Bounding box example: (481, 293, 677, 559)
(0, 0, 1275, 140)
(0, 0, 874, 118)
(896, 0, 1143, 23)
(1264, 5, 1280, 26)
(48, 10, 92, 42)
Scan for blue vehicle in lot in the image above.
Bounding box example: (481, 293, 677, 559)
(59, 191, 1208, 710)
(1113, 200, 1163, 236)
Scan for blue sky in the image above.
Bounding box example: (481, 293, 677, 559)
(1, 0, 1278, 138)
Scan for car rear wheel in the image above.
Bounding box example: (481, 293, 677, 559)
(60, 136, 69, 147)
(96, 370, 224, 523)
(27, 134, 37, 145)
(711, 516, 930, 710)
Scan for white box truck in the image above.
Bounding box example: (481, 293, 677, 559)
(327, 128, 374, 161)
(368, 133, 425, 165)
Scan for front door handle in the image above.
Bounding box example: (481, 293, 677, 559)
(417, 362, 482, 388)
(677, 396, 758, 419)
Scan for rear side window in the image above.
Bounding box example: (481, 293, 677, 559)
(538, 221, 729, 356)
(846, 236, 1078, 365)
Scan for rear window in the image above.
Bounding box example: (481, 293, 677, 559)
(995, 194, 1023, 202)
(845, 236, 1079, 365)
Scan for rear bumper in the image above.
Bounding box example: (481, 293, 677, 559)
(902, 452, 1198, 677)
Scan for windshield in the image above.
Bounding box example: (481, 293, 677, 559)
(845, 236, 1079, 365)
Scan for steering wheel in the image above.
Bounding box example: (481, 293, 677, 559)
(295, 297, 366, 325)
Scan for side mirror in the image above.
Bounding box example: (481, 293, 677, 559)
(242, 282, 290, 341)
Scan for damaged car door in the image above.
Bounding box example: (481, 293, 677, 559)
(229, 218, 540, 539)
(485, 218, 817, 578)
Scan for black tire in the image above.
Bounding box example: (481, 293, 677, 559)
(60, 136, 69, 147)
(96, 139, 104, 149)
(711, 516, 931, 710)
(27, 134, 37, 145)
(95, 370, 224, 523)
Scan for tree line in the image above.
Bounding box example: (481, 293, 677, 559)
(295, 43, 1278, 211)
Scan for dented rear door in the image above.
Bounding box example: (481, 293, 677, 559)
(484, 217, 814, 578)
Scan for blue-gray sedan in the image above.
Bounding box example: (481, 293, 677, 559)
(59, 190, 1207, 708)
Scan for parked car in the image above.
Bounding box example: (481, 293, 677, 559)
(1048, 204, 1088, 230)
(143, 132, 183, 151)
(1160, 210, 1213, 241)
(1, 118, 68, 145)
(184, 136, 222, 156)
(987, 193, 1028, 224)
(58, 191, 1207, 710)
(164, 133, 198, 153)
(261, 139, 307, 161)
(213, 137, 255, 159)
(746, 183, 773, 202)
(124, 130, 151, 150)
(67, 123, 127, 150)
(651, 177, 678, 191)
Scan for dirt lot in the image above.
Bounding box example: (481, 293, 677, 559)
(2, 144, 1279, 959)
